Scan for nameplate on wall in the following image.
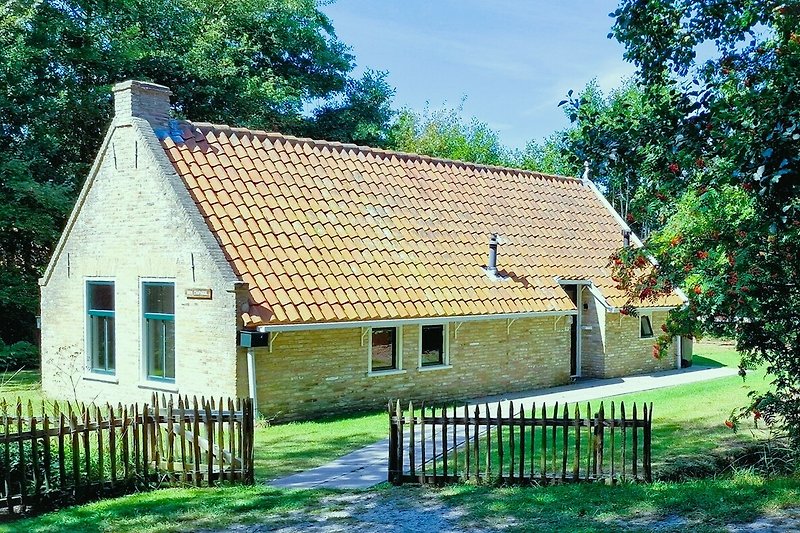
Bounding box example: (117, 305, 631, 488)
(185, 288, 212, 300)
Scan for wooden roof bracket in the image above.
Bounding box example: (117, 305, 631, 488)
(454, 321, 464, 340)
(506, 318, 517, 335)
(553, 315, 565, 331)
(360, 327, 369, 347)
(269, 331, 280, 353)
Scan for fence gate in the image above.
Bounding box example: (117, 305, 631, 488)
(0, 394, 255, 515)
(388, 400, 652, 486)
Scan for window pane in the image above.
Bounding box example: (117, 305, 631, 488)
(89, 315, 115, 372)
(88, 283, 114, 312)
(641, 316, 654, 338)
(147, 319, 165, 378)
(144, 284, 174, 315)
(90, 315, 105, 370)
(164, 320, 175, 379)
(106, 317, 115, 371)
(421, 325, 444, 366)
(371, 327, 396, 371)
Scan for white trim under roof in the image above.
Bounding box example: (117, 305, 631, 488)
(255, 309, 576, 333)
(556, 277, 678, 313)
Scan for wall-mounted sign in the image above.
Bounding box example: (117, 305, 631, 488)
(185, 288, 212, 300)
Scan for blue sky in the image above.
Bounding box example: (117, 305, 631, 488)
(322, 1, 634, 149)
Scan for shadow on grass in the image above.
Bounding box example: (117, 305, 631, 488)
(691, 355, 724, 368)
(440, 474, 800, 532)
(3, 485, 326, 533)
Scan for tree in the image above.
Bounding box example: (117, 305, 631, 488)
(0, 0, 395, 355)
(556, 80, 689, 237)
(387, 103, 509, 166)
(513, 135, 577, 177)
(609, 0, 800, 445)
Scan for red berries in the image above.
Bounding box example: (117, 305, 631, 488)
(695, 158, 705, 168)
(668, 162, 680, 174)
(693, 285, 703, 295)
(697, 250, 709, 260)
(670, 235, 682, 246)
(652, 345, 661, 359)
(725, 420, 734, 429)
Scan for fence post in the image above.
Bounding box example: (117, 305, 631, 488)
(388, 401, 398, 484)
(396, 401, 404, 484)
(644, 403, 653, 483)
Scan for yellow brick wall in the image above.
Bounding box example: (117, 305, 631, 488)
(602, 310, 678, 377)
(580, 287, 607, 378)
(251, 316, 572, 421)
(40, 119, 241, 405)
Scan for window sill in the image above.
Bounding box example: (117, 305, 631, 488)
(83, 373, 119, 384)
(417, 364, 453, 372)
(138, 381, 179, 394)
(367, 369, 407, 377)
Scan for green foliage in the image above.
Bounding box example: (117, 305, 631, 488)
(0, 341, 39, 370)
(556, 80, 688, 235)
(0, 0, 395, 346)
(609, 0, 800, 446)
(387, 103, 509, 166)
(513, 135, 578, 176)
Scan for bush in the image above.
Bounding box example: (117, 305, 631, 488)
(0, 341, 40, 370)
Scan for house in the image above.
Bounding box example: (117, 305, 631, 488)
(40, 80, 689, 420)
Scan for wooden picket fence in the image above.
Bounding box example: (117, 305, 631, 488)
(388, 400, 652, 486)
(0, 394, 255, 515)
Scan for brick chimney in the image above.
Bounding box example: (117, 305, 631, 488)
(112, 80, 172, 131)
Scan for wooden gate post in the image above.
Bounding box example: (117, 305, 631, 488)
(388, 401, 399, 484)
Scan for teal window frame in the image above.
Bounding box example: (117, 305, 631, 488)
(87, 281, 115, 374)
(142, 281, 176, 382)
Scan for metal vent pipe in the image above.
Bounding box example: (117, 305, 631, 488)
(487, 233, 499, 274)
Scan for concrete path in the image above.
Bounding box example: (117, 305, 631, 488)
(270, 365, 738, 490)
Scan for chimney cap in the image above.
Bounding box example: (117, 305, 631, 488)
(112, 79, 173, 131)
(112, 79, 172, 95)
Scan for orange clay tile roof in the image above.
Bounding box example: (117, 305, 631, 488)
(160, 122, 684, 326)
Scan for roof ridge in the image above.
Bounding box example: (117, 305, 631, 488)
(183, 120, 582, 183)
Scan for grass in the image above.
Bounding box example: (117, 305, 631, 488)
(255, 411, 388, 480)
(440, 471, 800, 532)
(0, 486, 327, 532)
(0, 369, 45, 408)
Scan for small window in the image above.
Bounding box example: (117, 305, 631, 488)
(87, 281, 115, 374)
(371, 327, 397, 371)
(143, 282, 175, 381)
(640, 315, 654, 338)
(421, 325, 446, 367)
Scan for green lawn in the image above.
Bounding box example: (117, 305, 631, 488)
(440, 471, 800, 532)
(0, 369, 45, 409)
(0, 486, 327, 533)
(255, 411, 387, 480)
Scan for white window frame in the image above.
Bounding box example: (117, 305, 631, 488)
(639, 313, 655, 339)
(83, 277, 118, 383)
(367, 325, 405, 376)
(418, 323, 451, 371)
(140, 277, 179, 389)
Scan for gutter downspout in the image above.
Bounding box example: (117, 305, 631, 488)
(247, 348, 258, 410)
